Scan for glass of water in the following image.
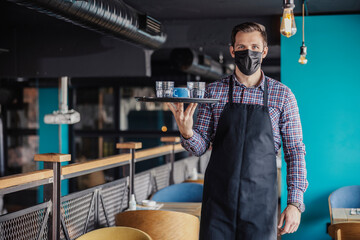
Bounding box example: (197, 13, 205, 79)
(156, 81, 174, 98)
(187, 82, 205, 98)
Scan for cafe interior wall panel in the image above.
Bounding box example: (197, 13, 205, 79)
(280, 14, 360, 240)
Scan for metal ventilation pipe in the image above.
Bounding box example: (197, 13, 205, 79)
(170, 48, 224, 80)
(8, 0, 167, 49)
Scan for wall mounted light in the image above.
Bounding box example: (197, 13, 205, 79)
(280, 0, 297, 38)
(299, 0, 308, 64)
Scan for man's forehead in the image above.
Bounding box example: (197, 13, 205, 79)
(234, 31, 263, 45)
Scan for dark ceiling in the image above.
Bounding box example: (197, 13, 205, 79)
(0, 0, 359, 80)
(124, 0, 360, 20)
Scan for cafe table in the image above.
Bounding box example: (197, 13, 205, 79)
(332, 208, 360, 224)
(136, 202, 202, 218)
(158, 202, 202, 218)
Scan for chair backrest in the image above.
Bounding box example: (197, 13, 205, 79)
(329, 186, 360, 208)
(328, 222, 360, 240)
(151, 183, 203, 202)
(115, 210, 200, 240)
(76, 226, 152, 240)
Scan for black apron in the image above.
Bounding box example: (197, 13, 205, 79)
(199, 76, 278, 240)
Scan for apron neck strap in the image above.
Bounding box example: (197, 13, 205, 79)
(229, 75, 269, 107)
(263, 77, 268, 107)
(229, 76, 234, 104)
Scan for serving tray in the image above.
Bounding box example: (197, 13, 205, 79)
(135, 96, 220, 104)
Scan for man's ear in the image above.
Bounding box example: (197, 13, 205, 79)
(229, 45, 235, 58)
(262, 46, 269, 59)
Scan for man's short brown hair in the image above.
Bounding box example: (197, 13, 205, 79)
(231, 22, 268, 47)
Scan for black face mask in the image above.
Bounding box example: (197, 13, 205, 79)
(234, 49, 263, 76)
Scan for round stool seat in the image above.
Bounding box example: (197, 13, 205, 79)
(76, 226, 152, 240)
(115, 210, 199, 240)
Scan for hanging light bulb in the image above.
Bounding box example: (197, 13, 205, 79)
(298, 1, 308, 64)
(280, 0, 297, 38)
(298, 44, 308, 64)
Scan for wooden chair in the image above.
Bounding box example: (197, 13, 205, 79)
(328, 185, 360, 223)
(115, 210, 200, 240)
(76, 226, 152, 240)
(328, 222, 360, 240)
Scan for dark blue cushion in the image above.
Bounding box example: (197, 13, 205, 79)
(151, 183, 203, 202)
(330, 185, 360, 208)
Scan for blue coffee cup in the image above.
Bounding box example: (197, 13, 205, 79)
(173, 87, 189, 98)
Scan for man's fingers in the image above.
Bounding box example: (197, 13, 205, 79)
(280, 221, 292, 235)
(282, 220, 299, 235)
(167, 103, 184, 116)
(277, 212, 285, 236)
(190, 103, 198, 116)
(176, 103, 184, 114)
(184, 103, 194, 116)
(289, 223, 297, 233)
(277, 212, 285, 228)
(185, 103, 198, 117)
(278, 206, 301, 235)
(290, 220, 300, 233)
(294, 223, 300, 232)
(166, 103, 176, 115)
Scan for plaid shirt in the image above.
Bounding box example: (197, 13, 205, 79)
(181, 72, 308, 211)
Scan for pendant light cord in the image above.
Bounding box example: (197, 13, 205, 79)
(302, 1, 305, 44)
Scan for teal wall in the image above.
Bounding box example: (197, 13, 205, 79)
(280, 14, 360, 239)
(38, 88, 69, 202)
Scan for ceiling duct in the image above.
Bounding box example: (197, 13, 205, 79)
(8, 0, 167, 49)
(170, 48, 225, 80)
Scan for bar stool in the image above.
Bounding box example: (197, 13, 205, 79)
(115, 210, 200, 240)
(76, 226, 152, 240)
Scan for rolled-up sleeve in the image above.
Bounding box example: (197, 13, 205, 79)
(280, 88, 308, 212)
(181, 87, 214, 157)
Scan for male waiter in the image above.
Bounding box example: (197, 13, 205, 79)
(167, 22, 308, 239)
